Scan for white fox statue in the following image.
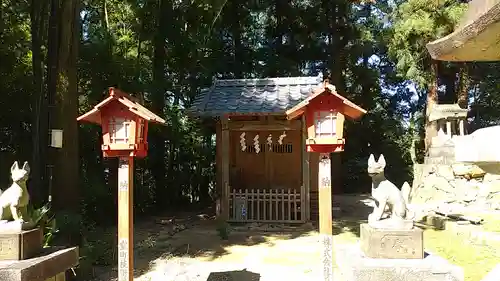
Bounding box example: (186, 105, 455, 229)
(0, 161, 30, 222)
(367, 154, 414, 229)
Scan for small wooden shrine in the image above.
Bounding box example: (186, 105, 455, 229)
(189, 74, 366, 223)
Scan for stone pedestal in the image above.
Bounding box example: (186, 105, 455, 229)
(0, 228, 43, 261)
(0, 247, 79, 281)
(360, 223, 423, 259)
(335, 244, 464, 281)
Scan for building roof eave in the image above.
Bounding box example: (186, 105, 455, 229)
(426, 0, 500, 61)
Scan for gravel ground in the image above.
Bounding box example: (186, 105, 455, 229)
(135, 257, 341, 281)
(86, 197, 371, 281)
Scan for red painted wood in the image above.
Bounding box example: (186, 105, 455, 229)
(304, 91, 346, 153)
(77, 87, 164, 159)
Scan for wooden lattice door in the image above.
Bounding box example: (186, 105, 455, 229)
(268, 130, 302, 190)
(229, 129, 304, 222)
(231, 130, 301, 190)
(230, 131, 267, 189)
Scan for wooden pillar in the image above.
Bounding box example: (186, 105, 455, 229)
(221, 116, 230, 220)
(318, 152, 333, 281)
(117, 157, 134, 281)
(459, 119, 465, 136)
(301, 116, 310, 221)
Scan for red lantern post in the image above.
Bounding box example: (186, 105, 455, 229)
(77, 88, 165, 281)
(286, 81, 366, 281)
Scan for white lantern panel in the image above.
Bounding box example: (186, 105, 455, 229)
(315, 111, 336, 137)
(110, 117, 131, 143)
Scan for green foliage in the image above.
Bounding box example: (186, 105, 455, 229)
(2, 4, 500, 281)
(388, 0, 467, 88)
(27, 203, 58, 247)
(80, 226, 116, 266)
(1, 0, 441, 214)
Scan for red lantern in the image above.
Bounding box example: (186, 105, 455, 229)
(77, 87, 165, 158)
(286, 82, 366, 153)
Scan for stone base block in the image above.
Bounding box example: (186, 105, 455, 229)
(0, 228, 43, 261)
(0, 246, 79, 281)
(0, 221, 36, 233)
(360, 223, 423, 259)
(368, 218, 414, 230)
(336, 244, 463, 281)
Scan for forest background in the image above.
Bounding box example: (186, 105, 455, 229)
(1, 0, 499, 272)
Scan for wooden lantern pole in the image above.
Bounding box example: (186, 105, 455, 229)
(284, 80, 366, 281)
(76, 87, 167, 281)
(318, 152, 333, 281)
(117, 156, 134, 281)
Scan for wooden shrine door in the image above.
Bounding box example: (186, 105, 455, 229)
(230, 130, 267, 189)
(230, 130, 301, 191)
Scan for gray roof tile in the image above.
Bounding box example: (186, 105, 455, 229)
(189, 73, 324, 116)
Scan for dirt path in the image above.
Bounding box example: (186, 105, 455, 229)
(86, 195, 500, 281)
(88, 214, 360, 281)
(86, 195, 374, 281)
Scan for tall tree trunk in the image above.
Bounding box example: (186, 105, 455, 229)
(230, 1, 243, 78)
(267, 0, 286, 77)
(46, 0, 81, 250)
(150, 0, 169, 208)
(103, 0, 113, 61)
(326, 0, 350, 194)
(285, 6, 298, 76)
(321, 0, 330, 73)
(30, 0, 49, 206)
(55, 0, 80, 212)
(0, 0, 3, 35)
(457, 63, 470, 109)
(424, 59, 439, 152)
(101, 0, 117, 207)
(46, 0, 60, 206)
(326, 0, 349, 93)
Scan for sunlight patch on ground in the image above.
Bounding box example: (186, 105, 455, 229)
(135, 230, 357, 281)
(133, 217, 500, 281)
(474, 213, 500, 232)
(424, 229, 500, 281)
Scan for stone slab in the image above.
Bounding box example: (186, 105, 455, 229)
(360, 223, 423, 259)
(368, 218, 414, 230)
(336, 244, 464, 281)
(0, 221, 36, 234)
(0, 246, 78, 281)
(0, 228, 43, 261)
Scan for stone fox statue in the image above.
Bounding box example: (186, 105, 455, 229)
(367, 154, 412, 225)
(0, 161, 30, 222)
